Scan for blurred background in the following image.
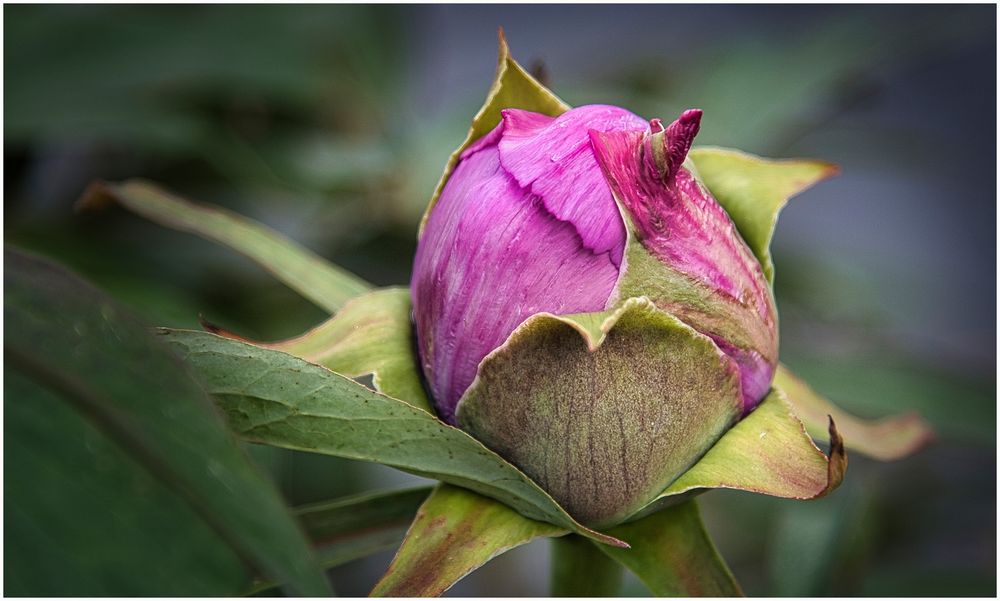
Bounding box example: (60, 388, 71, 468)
(4, 4, 995, 596)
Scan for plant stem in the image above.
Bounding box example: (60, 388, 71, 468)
(599, 500, 745, 597)
(550, 534, 623, 597)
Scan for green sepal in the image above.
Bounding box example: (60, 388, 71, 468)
(775, 363, 933, 461)
(688, 147, 838, 283)
(77, 179, 371, 313)
(457, 297, 743, 528)
(418, 29, 570, 238)
(646, 387, 846, 509)
(600, 500, 744, 597)
(161, 329, 627, 548)
(5, 249, 331, 597)
(203, 287, 432, 412)
(371, 484, 565, 597)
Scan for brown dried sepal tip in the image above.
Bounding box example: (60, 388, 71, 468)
(817, 415, 848, 499)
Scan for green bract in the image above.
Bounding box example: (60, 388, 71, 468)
(458, 299, 743, 528)
(73, 31, 933, 597)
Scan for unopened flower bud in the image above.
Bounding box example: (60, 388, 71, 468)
(411, 105, 778, 525)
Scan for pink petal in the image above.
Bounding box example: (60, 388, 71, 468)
(497, 105, 648, 267)
(589, 112, 778, 412)
(412, 144, 619, 423)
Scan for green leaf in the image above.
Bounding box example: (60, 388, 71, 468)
(371, 484, 565, 597)
(458, 297, 742, 528)
(550, 535, 624, 597)
(650, 388, 846, 507)
(775, 363, 934, 461)
(689, 147, 838, 283)
(161, 329, 628, 548)
(4, 248, 330, 596)
(5, 369, 249, 596)
(418, 29, 570, 237)
(77, 179, 371, 313)
(203, 287, 431, 412)
(600, 500, 744, 597)
(782, 354, 991, 445)
(299, 487, 431, 569)
(247, 487, 433, 595)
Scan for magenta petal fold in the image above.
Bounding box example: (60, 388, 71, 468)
(590, 110, 778, 411)
(497, 105, 647, 265)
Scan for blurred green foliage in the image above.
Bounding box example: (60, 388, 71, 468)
(6, 371, 248, 596)
(5, 4, 995, 596)
(5, 250, 331, 595)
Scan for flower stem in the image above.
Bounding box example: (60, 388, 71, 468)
(550, 534, 623, 597)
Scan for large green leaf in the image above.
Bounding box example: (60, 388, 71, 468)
(648, 388, 846, 508)
(161, 329, 627, 548)
(203, 287, 431, 412)
(775, 363, 933, 461)
(5, 370, 249, 596)
(4, 248, 330, 596)
(371, 484, 565, 597)
(247, 487, 433, 595)
(78, 179, 371, 313)
(689, 147, 838, 283)
(418, 29, 570, 237)
(458, 297, 742, 528)
(600, 500, 743, 597)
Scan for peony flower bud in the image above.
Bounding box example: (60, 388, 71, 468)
(411, 104, 778, 525)
(413, 105, 775, 420)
